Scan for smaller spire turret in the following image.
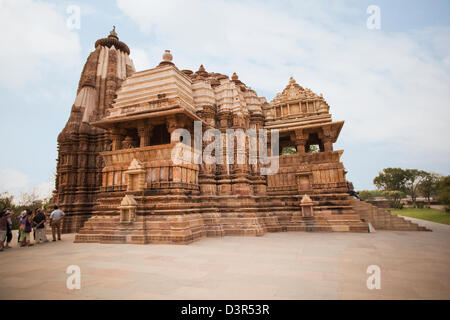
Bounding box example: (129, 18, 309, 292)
(162, 50, 173, 62)
(158, 49, 175, 67)
(195, 64, 208, 77)
(198, 64, 206, 73)
(231, 72, 242, 85)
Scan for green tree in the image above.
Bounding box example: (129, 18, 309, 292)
(403, 169, 428, 206)
(0, 191, 52, 230)
(358, 190, 383, 201)
(373, 168, 408, 193)
(418, 173, 440, 204)
(437, 176, 450, 211)
(0, 192, 14, 212)
(307, 144, 320, 154)
(383, 190, 405, 209)
(281, 146, 297, 155)
(373, 168, 409, 208)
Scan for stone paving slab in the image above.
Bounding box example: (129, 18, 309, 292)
(0, 221, 449, 300)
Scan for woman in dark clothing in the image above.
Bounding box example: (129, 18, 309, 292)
(33, 208, 48, 243)
(0, 210, 9, 251)
(5, 210, 12, 248)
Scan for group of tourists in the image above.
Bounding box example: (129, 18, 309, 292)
(0, 205, 65, 251)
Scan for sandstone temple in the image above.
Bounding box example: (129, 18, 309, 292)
(53, 28, 428, 244)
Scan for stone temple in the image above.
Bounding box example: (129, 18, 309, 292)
(53, 28, 428, 244)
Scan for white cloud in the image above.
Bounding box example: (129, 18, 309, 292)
(0, 168, 29, 195)
(0, 168, 53, 203)
(30, 180, 54, 200)
(0, 0, 82, 86)
(117, 0, 450, 167)
(130, 47, 152, 71)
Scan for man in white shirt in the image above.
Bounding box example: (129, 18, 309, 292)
(50, 205, 65, 241)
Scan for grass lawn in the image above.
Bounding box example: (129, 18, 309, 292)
(390, 208, 450, 225)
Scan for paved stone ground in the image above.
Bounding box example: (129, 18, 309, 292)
(0, 218, 449, 300)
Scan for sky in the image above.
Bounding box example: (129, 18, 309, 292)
(0, 0, 449, 201)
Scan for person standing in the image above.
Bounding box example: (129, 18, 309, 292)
(19, 209, 33, 247)
(17, 210, 26, 244)
(5, 209, 13, 249)
(50, 205, 65, 241)
(33, 208, 48, 243)
(0, 209, 10, 251)
(32, 209, 37, 240)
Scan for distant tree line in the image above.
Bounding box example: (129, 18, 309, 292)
(0, 192, 52, 229)
(358, 168, 449, 211)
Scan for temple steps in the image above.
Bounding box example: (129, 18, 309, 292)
(315, 205, 353, 210)
(315, 209, 356, 216)
(311, 193, 352, 198)
(351, 199, 431, 231)
(76, 192, 410, 245)
(286, 213, 368, 233)
(75, 213, 207, 244)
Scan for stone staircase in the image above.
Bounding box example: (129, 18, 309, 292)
(74, 192, 432, 245)
(259, 193, 369, 233)
(351, 199, 431, 231)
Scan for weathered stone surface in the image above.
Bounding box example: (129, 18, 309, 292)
(53, 29, 428, 245)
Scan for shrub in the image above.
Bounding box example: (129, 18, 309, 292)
(383, 190, 404, 209)
(358, 190, 383, 201)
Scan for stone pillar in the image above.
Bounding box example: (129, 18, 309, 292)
(199, 128, 217, 195)
(249, 113, 266, 194)
(231, 125, 253, 196)
(201, 105, 215, 128)
(137, 120, 153, 147)
(166, 116, 179, 143)
(323, 138, 333, 152)
(110, 129, 123, 151)
(216, 111, 232, 195)
(322, 126, 333, 152)
(292, 129, 307, 154)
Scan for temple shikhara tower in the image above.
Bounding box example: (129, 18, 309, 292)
(54, 28, 427, 244)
